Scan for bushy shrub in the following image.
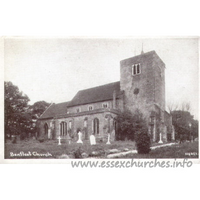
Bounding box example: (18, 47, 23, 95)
(167, 133, 172, 141)
(74, 147, 83, 159)
(38, 137, 45, 143)
(136, 132, 151, 154)
(20, 132, 26, 140)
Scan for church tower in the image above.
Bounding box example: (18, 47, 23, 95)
(120, 50, 166, 141)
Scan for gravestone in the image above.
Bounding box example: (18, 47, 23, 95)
(106, 134, 111, 145)
(48, 129, 51, 139)
(90, 135, 96, 145)
(158, 133, 163, 144)
(77, 131, 83, 144)
(58, 136, 61, 145)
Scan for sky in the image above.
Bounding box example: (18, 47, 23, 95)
(4, 37, 199, 119)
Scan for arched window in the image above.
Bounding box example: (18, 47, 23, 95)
(60, 122, 67, 136)
(44, 123, 48, 135)
(93, 118, 99, 135)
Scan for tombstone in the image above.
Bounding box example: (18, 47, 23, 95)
(48, 129, 51, 139)
(58, 136, 61, 145)
(77, 131, 83, 144)
(106, 134, 111, 145)
(90, 135, 96, 145)
(158, 133, 163, 144)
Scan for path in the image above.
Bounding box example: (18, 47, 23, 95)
(107, 142, 177, 158)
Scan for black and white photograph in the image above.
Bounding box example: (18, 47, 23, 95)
(3, 37, 199, 162)
(1, 1, 200, 200)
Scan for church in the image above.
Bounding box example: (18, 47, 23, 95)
(37, 50, 174, 143)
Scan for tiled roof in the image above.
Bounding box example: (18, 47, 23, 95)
(39, 101, 69, 119)
(67, 81, 121, 107)
(39, 82, 121, 119)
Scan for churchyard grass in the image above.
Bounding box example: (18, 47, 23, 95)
(119, 141, 198, 159)
(5, 138, 198, 159)
(5, 138, 136, 159)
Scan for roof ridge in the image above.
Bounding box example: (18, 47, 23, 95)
(39, 103, 55, 119)
(55, 101, 70, 105)
(78, 81, 120, 92)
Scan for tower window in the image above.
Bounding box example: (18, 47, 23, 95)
(132, 63, 141, 76)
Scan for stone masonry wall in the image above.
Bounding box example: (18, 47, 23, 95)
(120, 56, 153, 118)
(54, 111, 118, 141)
(38, 118, 54, 139)
(67, 99, 122, 114)
(120, 53, 165, 120)
(152, 54, 165, 111)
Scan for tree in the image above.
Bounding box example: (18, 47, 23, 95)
(30, 101, 50, 119)
(191, 119, 199, 140)
(29, 101, 51, 137)
(167, 101, 179, 114)
(171, 110, 198, 141)
(116, 109, 148, 141)
(5, 81, 30, 140)
(167, 101, 197, 141)
(181, 102, 191, 112)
